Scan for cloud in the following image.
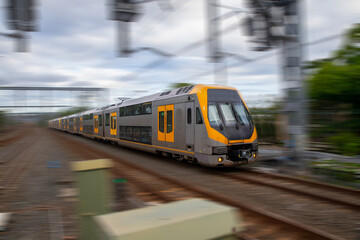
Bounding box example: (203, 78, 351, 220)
(1, 0, 360, 111)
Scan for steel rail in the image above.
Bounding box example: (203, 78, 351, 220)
(217, 172, 360, 211)
(246, 168, 360, 196)
(53, 131, 345, 240)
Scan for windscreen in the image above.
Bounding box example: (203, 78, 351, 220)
(208, 104, 222, 127)
(233, 102, 252, 126)
(219, 103, 236, 126)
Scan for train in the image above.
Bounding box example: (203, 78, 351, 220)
(49, 84, 258, 167)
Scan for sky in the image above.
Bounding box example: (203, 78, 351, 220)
(0, 0, 359, 112)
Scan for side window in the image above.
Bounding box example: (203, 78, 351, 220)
(120, 107, 125, 116)
(120, 126, 126, 139)
(99, 115, 102, 126)
(110, 116, 113, 129)
(159, 111, 164, 133)
(140, 127, 151, 144)
(114, 116, 117, 129)
(167, 110, 173, 133)
(187, 108, 192, 124)
(196, 107, 203, 124)
(125, 126, 133, 140)
(134, 105, 141, 115)
(105, 113, 110, 126)
(126, 106, 133, 116)
(133, 127, 140, 141)
(90, 114, 93, 120)
(144, 103, 152, 114)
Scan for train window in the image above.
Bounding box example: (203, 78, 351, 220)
(143, 103, 152, 114)
(126, 106, 133, 116)
(233, 102, 252, 126)
(90, 114, 93, 120)
(125, 126, 133, 140)
(99, 115, 103, 126)
(134, 105, 141, 115)
(187, 108, 192, 124)
(208, 104, 221, 127)
(159, 111, 164, 133)
(105, 113, 110, 126)
(219, 103, 236, 126)
(133, 127, 140, 141)
(140, 127, 151, 144)
(114, 116, 117, 129)
(167, 110, 173, 133)
(120, 126, 126, 139)
(110, 116, 113, 129)
(120, 107, 125, 116)
(196, 107, 203, 124)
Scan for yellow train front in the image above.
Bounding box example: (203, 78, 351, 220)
(49, 84, 258, 167)
(180, 84, 258, 167)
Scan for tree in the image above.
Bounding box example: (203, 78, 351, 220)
(307, 24, 360, 109)
(306, 24, 360, 155)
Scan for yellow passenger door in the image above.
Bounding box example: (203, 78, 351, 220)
(157, 105, 174, 143)
(94, 115, 99, 134)
(110, 112, 117, 136)
(80, 117, 83, 131)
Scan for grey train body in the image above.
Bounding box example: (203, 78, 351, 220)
(49, 84, 258, 167)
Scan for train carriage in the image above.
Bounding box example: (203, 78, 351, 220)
(49, 84, 258, 167)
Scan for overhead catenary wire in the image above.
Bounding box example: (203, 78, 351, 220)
(122, 22, 242, 81)
(133, 0, 192, 43)
(175, 33, 344, 83)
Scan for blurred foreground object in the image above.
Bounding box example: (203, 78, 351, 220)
(71, 159, 113, 240)
(94, 198, 243, 240)
(4, 0, 39, 52)
(306, 24, 360, 155)
(107, 0, 172, 57)
(245, 0, 306, 161)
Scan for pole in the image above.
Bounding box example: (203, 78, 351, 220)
(281, 0, 306, 162)
(206, 0, 227, 85)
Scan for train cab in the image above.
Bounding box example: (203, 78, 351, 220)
(189, 85, 258, 167)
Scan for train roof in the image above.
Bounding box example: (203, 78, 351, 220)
(49, 84, 237, 121)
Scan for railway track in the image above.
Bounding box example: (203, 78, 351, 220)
(52, 130, 353, 240)
(209, 168, 360, 211)
(0, 128, 45, 211)
(0, 126, 32, 148)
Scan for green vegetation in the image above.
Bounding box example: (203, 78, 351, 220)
(306, 24, 360, 155)
(310, 159, 360, 184)
(0, 111, 7, 131)
(59, 107, 89, 117)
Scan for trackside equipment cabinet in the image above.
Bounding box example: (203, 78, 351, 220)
(71, 159, 113, 240)
(93, 198, 243, 240)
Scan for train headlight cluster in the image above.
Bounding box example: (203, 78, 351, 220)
(253, 153, 256, 158)
(218, 157, 224, 163)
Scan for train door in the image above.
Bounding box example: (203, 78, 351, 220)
(94, 115, 99, 134)
(185, 102, 194, 150)
(110, 112, 117, 136)
(157, 104, 174, 143)
(80, 117, 83, 132)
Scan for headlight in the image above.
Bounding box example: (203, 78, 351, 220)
(218, 157, 224, 162)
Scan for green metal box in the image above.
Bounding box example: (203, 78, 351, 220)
(72, 159, 113, 240)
